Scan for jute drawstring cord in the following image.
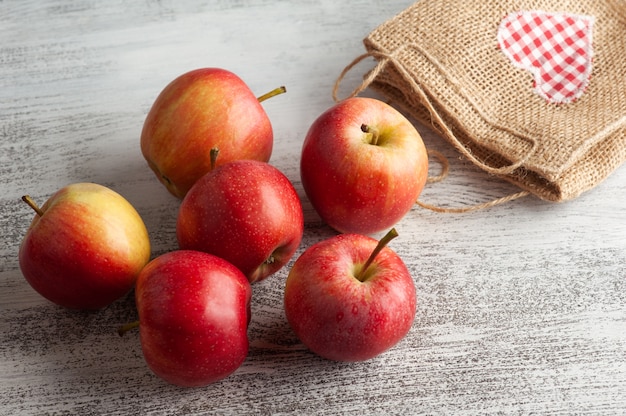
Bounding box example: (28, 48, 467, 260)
(425, 149, 449, 184)
(417, 148, 530, 213)
(333, 47, 531, 213)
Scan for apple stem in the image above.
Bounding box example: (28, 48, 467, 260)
(117, 320, 140, 337)
(361, 124, 380, 146)
(22, 195, 44, 217)
(210, 147, 220, 170)
(257, 86, 287, 103)
(356, 228, 399, 282)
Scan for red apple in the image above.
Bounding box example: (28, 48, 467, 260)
(140, 67, 286, 198)
(129, 250, 252, 387)
(18, 183, 151, 310)
(300, 97, 429, 234)
(284, 228, 416, 362)
(176, 157, 304, 283)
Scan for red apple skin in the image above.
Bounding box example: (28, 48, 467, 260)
(284, 233, 416, 362)
(300, 97, 428, 235)
(135, 250, 252, 387)
(141, 68, 274, 198)
(18, 183, 151, 310)
(176, 160, 304, 283)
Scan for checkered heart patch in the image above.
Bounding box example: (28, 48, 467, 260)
(497, 11, 595, 104)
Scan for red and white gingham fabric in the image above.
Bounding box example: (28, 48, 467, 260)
(497, 10, 595, 104)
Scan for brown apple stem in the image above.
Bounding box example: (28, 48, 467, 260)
(361, 124, 380, 146)
(117, 320, 140, 337)
(257, 86, 287, 103)
(356, 228, 399, 282)
(22, 195, 44, 217)
(210, 147, 220, 170)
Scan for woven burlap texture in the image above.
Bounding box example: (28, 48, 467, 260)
(361, 0, 626, 202)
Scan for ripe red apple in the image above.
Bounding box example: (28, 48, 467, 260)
(127, 250, 252, 387)
(284, 228, 416, 362)
(176, 156, 304, 283)
(300, 97, 429, 234)
(140, 67, 286, 198)
(18, 183, 151, 310)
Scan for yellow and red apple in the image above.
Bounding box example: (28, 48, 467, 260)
(19, 183, 151, 310)
(141, 67, 285, 198)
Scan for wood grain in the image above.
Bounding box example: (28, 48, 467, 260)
(1, 1, 625, 414)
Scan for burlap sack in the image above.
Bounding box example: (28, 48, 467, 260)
(340, 0, 626, 203)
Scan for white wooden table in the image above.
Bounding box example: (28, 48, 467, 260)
(1, 1, 625, 414)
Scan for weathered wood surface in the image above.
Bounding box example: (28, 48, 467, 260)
(1, 1, 625, 414)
